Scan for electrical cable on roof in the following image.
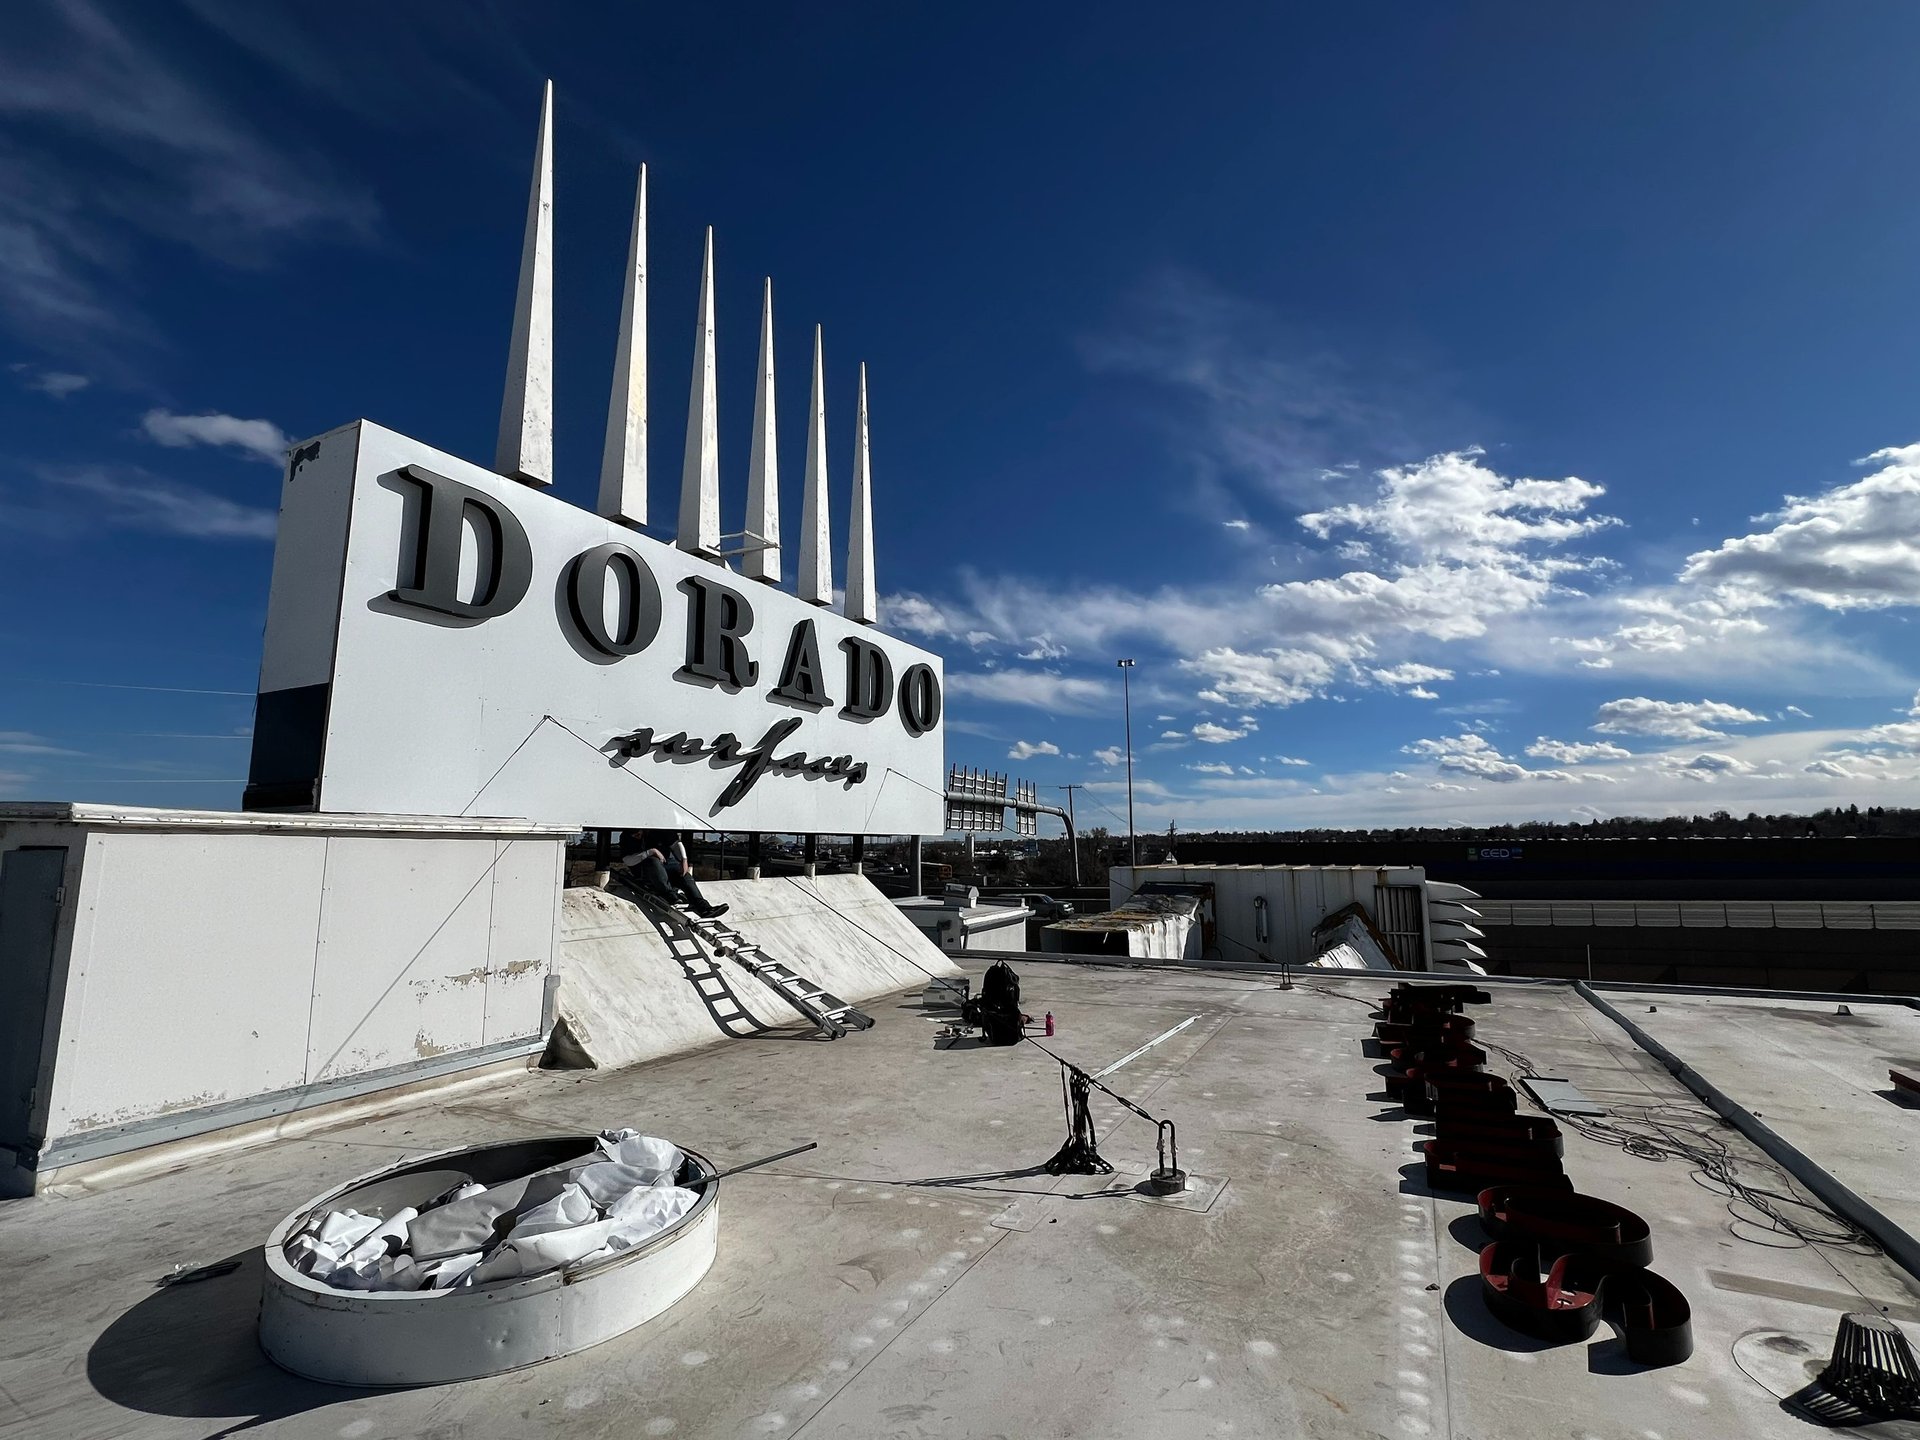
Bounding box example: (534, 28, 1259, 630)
(1481, 1037, 1878, 1255)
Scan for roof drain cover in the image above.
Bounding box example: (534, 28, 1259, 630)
(259, 1134, 718, 1387)
(1790, 1312, 1920, 1425)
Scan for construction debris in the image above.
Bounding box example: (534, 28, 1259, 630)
(283, 1129, 699, 1292)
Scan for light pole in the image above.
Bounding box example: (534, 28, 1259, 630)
(1117, 658, 1137, 867)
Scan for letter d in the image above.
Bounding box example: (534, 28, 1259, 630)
(386, 464, 533, 621)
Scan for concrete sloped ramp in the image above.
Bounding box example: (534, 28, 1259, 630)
(550, 873, 962, 1069)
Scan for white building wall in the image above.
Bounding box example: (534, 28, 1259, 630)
(1, 806, 567, 1187)
(1111, 864, 1432, 969)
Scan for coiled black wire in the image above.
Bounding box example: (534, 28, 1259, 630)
(1478, 1037, 1878, 1255)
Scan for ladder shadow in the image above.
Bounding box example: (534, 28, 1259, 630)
(615, 873, 772, 1041)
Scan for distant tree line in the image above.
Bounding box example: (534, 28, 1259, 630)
(1177, 804, 1918, 844)
(914, 807, 1920, 892)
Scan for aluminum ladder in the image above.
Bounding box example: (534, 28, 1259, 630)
(629, 893, 768, 1039)
(681, 909, 875, 1039)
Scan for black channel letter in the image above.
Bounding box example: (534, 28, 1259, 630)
(678, 575, 759, 688)
(567, 542, 663, 657)
(773, 619, 832, 707)
(899, 662, 943, 736)
(387, 464, 533, 621)
(840, 635, 894, 719)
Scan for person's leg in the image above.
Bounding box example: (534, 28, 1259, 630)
(666, 862, 727, 917)
(628, 854, 679, 905)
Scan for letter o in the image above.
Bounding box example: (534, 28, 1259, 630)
(898, 663, 942, 736)
(566, 542, 662, 657)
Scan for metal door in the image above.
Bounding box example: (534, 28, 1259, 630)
(0, 847, 68, 1157)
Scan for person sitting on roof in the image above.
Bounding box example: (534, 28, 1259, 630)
(618, 829, 728, 919)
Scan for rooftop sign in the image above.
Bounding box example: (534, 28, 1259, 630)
(243, 83, 942, 834)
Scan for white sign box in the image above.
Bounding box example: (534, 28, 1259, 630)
(245, 421, 944, 834)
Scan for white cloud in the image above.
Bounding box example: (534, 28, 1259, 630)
(1183, 646, 1340, 709)
(1852, 691, 1920, 754)
(1783, 705, 1812, 719)
(141, 409, 289, 464)
(889, 595, 958, 637)
(1663, 752, 1754, 782)
(964, 630, 997, 648)
(1190, 720, 1253, 743)
(1428, 781, 1471, 792)
(1222, 518, 1251, 531)
(1301, 447, 1616, 564)
(1187, 761, 1236, 775)
(1525, 737, 1632, 763)
(1369, 662, 1454, 689)
(944, 670, 1110, 716)
(1591, 697, 1768, 741)
(1007, 739, 1060, 761)
(1403, 732, 1576, 784)
(1092, 745, 1125, 766)
(1407, 686, 1438, 700)
(1017, 635, 1068, 661)
(1680, 444, 1920, 609)
(1804, 757, 1868, 779)
(1273, 755, 1312, 766)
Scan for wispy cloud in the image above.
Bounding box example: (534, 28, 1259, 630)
(945, 670, 1111, 716)
(10, 363, 90, 398)
(12, 464, 276, 540)
(0, 730, 81, 756)
(141, 409, 289, 465)
(0, 0, 379, 354)
(1079, 270, 1472, 508)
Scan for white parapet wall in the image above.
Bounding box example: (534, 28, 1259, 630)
(550, 872, 961, 1070)
(0, 805, 570, 1194)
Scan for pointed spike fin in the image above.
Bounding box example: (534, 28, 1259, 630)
(744, 277, 780, 581)
(798, 325, 832, 605)
(496, 79, 555, 486)
(845, 362, 876, 624)
(677, 227, 720, 554)
(597, 164, 647, 524)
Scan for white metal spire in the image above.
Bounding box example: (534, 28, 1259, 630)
(597, 165, 647, 525)
(845, 362, 876, 624)
(496, 80, 554, 487)
(743, 278, 780, 582)
(798, 326, 832, 605)
(677, 227, 720, 555)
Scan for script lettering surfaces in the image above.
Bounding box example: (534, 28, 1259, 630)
(610, 716, 870, 817)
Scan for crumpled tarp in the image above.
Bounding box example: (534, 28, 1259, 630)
(284, 1129, 701, 1293)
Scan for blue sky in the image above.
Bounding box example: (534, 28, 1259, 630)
(6, 2, 1920, 830)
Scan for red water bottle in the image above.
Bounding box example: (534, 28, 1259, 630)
(1044, 1012, 1055, 1036)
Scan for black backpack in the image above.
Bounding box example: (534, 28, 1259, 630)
(980, 960, 1020, 1012)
